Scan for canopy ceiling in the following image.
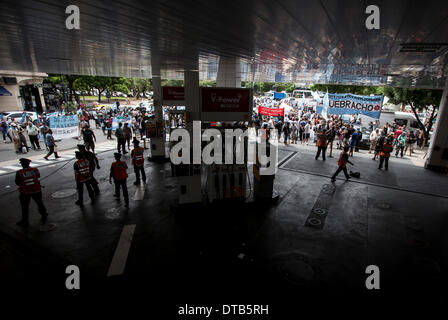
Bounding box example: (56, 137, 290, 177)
(1, 0, 447, 88)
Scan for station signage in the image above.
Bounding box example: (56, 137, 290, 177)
(162, 86, 185, 101)
(258, 106, 284, 117)
(200, 87, 252, 121)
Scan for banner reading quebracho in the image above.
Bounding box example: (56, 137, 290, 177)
(325, 93, 384, 119)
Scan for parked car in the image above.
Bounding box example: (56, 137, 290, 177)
(354, 125, 371, 150)
(1, 111, 38, 122)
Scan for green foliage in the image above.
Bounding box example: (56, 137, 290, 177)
(162, 79, 184, 87)
(382, 87, 442, 138)
(310, 84, 383, 95)
(309, 84, 442, 139)
(199, 80, 216, 87)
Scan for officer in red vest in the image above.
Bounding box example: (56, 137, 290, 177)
(379, 137, 393, 171)
(331, 146, 354, 182)
(110, 152, 129, 206)
(131, 139, 146, 186)
(74, 151, 95, 206)
(15, 158, 48, 227)
(315, 129, 328, 161)
(77, 144, 100, 196)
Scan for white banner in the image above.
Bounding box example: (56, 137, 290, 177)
(49, 115, 79, 140)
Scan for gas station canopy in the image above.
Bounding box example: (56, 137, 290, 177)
(1, 0, 447, 88)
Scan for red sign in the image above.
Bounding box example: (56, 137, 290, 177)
(201, 88, 250, 113)
(258, 106, 284, 117)
(162, 86, 185, 100)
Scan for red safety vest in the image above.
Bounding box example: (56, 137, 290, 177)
(18, 168, 41, 193)
(75, 159, 92, 182)
(381, 143, 393, 158)
(316, 132, 328, 147)
(132, 147, 145, 166)
(337, 152, 349, 168)
(112, 161, 128, 180)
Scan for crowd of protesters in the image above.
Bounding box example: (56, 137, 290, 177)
(0, 100, 157, 158)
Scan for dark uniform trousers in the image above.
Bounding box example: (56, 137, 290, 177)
(77, 179, 95, 201)
(19, 192, 47, 222)
(114, 179, 129, 202)
(332, 166, 350, 179)
(117, 138, 126, 154)
(315, 146, 327, 160)
(90, 168, 100, 194)
(379, 156, 389, 170)
(134, 165, 146, 184)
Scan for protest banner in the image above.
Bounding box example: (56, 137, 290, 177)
(112, 117, 132, 130)
(258, 106, 285, 117)
(317, 93, 384, 119)
(48, 115, 79, 140)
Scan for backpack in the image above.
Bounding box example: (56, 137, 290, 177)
(350, 171, 360, 178)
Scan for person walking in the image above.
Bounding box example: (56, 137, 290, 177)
(303, 121, 311, 144)
(40, 122, 50, 150)
(17, 127, 30, 153)
(395, 131, 407, 158)
(282, 121, 290, 145)
(82, 125, 96, 153)
(9, 123, 21, 153)
(109, 153, 129, 206)
(77, 144, 100, 196)
(1, 118, 11, 143)
(331, 146, 354, 182)
(404, 130, 417, 156)
(315, 129, 328, 161)
(106, 117, 113, 139)
(131, 139, 146, 185)
(44, 129, 61, 160)
(369, 129, 379, 154)
(123, 122, 133, 150)
(378, 137, 393, 171)
(349, 129, 360, 157)
(74, 151, 95, 206)
(15, 158, 48, 227)
(115, 122, 127, 154)
(27, 122, 41, 150)
(373, 134, 385, 161)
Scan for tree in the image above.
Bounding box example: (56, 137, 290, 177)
(45, 74, 81, 102)
(383, 87, 442, 145)
(84, 76, 123, 102)
(162, 79, 184, 87)
(310, 84, 383, 95)
(200, 80, 216, 87)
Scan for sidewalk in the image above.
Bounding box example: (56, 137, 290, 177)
(0, 126, 118, 176)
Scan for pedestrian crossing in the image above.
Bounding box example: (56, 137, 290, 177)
(0, 144, 117, 176)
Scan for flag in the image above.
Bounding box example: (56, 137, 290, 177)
(322, 90, 329, 119)
(301, 92, 305, 111)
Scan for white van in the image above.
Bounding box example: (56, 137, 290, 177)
(379, 111, 420, 129)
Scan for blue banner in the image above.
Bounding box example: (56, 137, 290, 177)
(322, 93, 384, 119)
(112, 117, 132, 130)
(49, 115, 79, 128)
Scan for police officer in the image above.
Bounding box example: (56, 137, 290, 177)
(110, 153, 129, 206)
(15, 158, 48, 227)
(378, 137, 393, 171)
(74, 151, 95, 206)
(77, 144, 100, 195)
(131, 139, 146, 185)
(315, 129, 328, 161)
(331, 146, 354, 182)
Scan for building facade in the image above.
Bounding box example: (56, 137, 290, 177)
(0, 70, 48, 113)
